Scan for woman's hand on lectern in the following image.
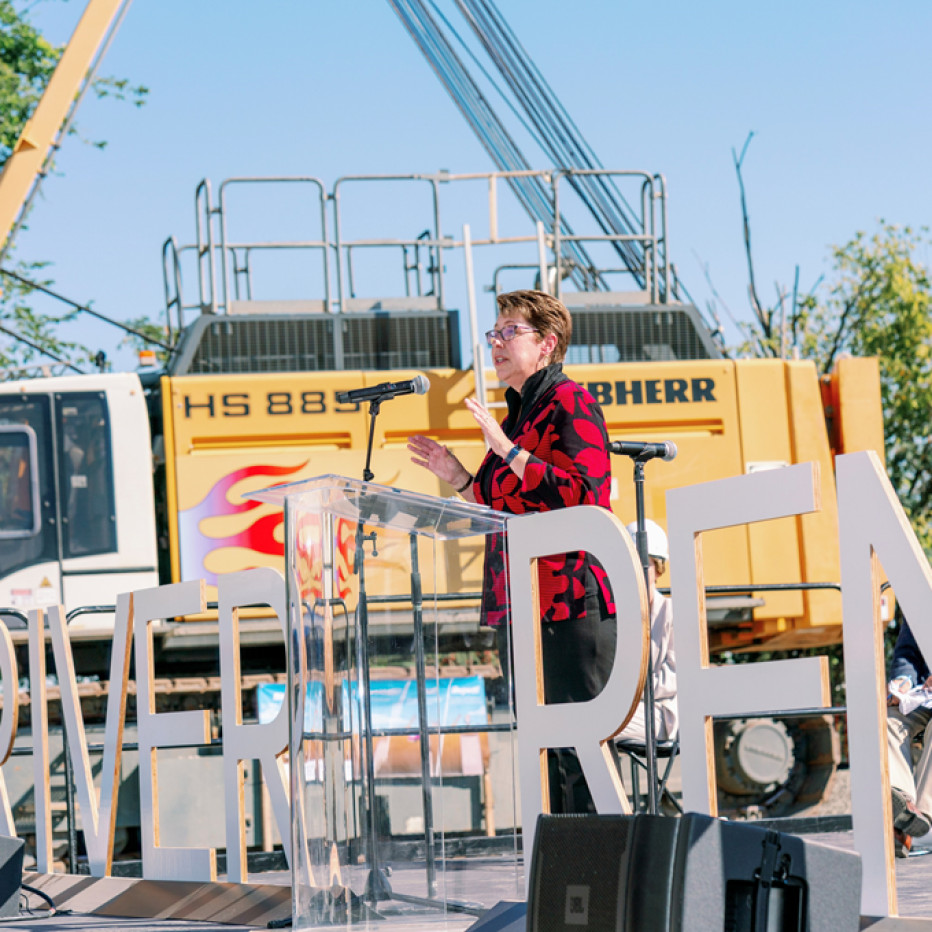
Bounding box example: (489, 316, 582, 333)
(408, 435, 471, 488)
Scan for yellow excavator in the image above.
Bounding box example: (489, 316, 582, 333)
(0, 0, 884, 848)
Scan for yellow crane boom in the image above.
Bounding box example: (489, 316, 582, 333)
(0, 0, 125, 261)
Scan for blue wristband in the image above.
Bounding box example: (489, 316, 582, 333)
(504, 445, 522, 466)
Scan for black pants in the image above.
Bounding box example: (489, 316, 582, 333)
(497, 586, 617, 814)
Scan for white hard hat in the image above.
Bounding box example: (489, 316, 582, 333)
(625, 519, 669, 562)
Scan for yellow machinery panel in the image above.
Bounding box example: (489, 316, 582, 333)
(835, 356, 885, 463)
(165, 371, 491, 603)
(734, 360, 804, 624)
(782, 360, 844, 647)
(567, 360, 750, 591)
(163, 356, 874, 650)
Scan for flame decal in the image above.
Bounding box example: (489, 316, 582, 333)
(178, 462, 308, 584)
(294, 511, 356, 603)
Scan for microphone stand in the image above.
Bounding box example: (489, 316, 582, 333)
(363, 395, 391, 482)
(357, 393, 392, 900)
(354, 520, 391, 901)
(355, 393, 442, 906)
(632, 453, 660, 816)
(609, 442, 673, 816)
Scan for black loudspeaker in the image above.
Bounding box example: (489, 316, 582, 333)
(0, 836, 23, 917)
(527, 813, 861, 932)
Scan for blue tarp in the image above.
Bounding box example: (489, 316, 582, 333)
(257, 675, 488, 730)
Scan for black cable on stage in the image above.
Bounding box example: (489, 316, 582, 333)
(0, 881, 70, 923)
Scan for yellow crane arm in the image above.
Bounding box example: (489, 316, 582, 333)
(0, 0, 125, 255)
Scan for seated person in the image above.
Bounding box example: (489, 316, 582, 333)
(616, 519, 677, 743)
(887, 619, 932, 856)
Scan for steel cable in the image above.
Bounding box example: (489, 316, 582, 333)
(387, 0, 597, 291)
(455, 0, 649, 288)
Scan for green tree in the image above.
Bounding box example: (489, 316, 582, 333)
(727, 219, 932, 709)
(0, 1, 59, 160)
(720, 137, 932, 547)
(796, 223, 932, 548)
(0, 264, 86, 373)
(0, 0, 148, 373)
(714, 139, 932, 717)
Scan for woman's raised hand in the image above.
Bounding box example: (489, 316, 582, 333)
(464, 397, 511, 458)
(408, 434, 470, 487)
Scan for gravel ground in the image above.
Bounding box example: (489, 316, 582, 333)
(799, 766, 851, 817)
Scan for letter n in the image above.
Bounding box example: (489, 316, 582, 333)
(837, 450, 932, 918)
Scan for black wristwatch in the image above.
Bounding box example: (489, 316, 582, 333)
(455, 473, 474, 493)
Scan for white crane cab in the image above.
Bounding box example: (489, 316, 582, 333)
(0, 372, 158, 629)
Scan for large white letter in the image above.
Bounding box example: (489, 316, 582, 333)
(509, 505, 648, 867)
(666, 463, 830, 817)
(218, 568, 291, 883)
(47, 595, 134, 876)
(27, 608, 52, 873)
(837, 450, 932, 918)
(135, 580, 216, 881)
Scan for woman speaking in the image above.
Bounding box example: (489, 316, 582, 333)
(408, 289, 615, 813)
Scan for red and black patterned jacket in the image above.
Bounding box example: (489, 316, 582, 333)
(474, 364, 615, 626)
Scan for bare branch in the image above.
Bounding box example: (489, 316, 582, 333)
(692, 249, 742, 330)
(732, 132, 766, 330)
(822, 265, 880, 374)
(774, 283, 788, 359)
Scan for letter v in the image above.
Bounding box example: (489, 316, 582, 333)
(47, 593, 134, 877)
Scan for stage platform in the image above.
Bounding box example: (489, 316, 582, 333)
(7, 831, 932, 930)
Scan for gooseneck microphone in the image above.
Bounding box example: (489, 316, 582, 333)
(608, 440, 677, 462)
(336, 375, 430, 405)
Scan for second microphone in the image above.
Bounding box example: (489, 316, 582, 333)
(608, 440, 677, 462)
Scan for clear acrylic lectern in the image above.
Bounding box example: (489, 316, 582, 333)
(249, 475, 519, 929)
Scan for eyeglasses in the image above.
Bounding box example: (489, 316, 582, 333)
(484, 324, 539, 346)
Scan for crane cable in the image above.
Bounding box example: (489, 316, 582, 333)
(454, 0, 648, 288)
(386, 0, 600, 292)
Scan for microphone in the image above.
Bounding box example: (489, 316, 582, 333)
(336, 375, 430, 405)
(608, 440, 677, 462)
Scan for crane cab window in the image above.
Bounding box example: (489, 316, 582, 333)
(0, 426, 40, 537)
(57, 393, 116, 558)
(0, 396, 56, 577)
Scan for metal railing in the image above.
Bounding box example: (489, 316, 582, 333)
(163, 168, 676, 333)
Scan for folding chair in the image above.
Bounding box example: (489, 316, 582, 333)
(613, 736, 683, 814)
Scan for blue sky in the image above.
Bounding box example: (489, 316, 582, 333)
(10, 0, 932, 370)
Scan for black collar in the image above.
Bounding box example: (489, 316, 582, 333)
(504, 363, 567, 435)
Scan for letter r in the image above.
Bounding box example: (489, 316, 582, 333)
(508, 506, 649, 887)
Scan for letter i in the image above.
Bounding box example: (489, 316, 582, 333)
(28, 608, 53, 873)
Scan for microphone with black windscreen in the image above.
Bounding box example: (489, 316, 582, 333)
(608, 440, 677, 462)
(336, 375, 430, 405)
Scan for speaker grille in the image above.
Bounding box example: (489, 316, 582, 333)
(530, 816, 630, 932)
(188, 317, 335, 374)
(342, 313, 451, 370)
(567, 308, 713, 362)
(0, 835, 23, 918)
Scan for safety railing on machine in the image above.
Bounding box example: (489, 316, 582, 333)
(162, 168, 675, 336)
